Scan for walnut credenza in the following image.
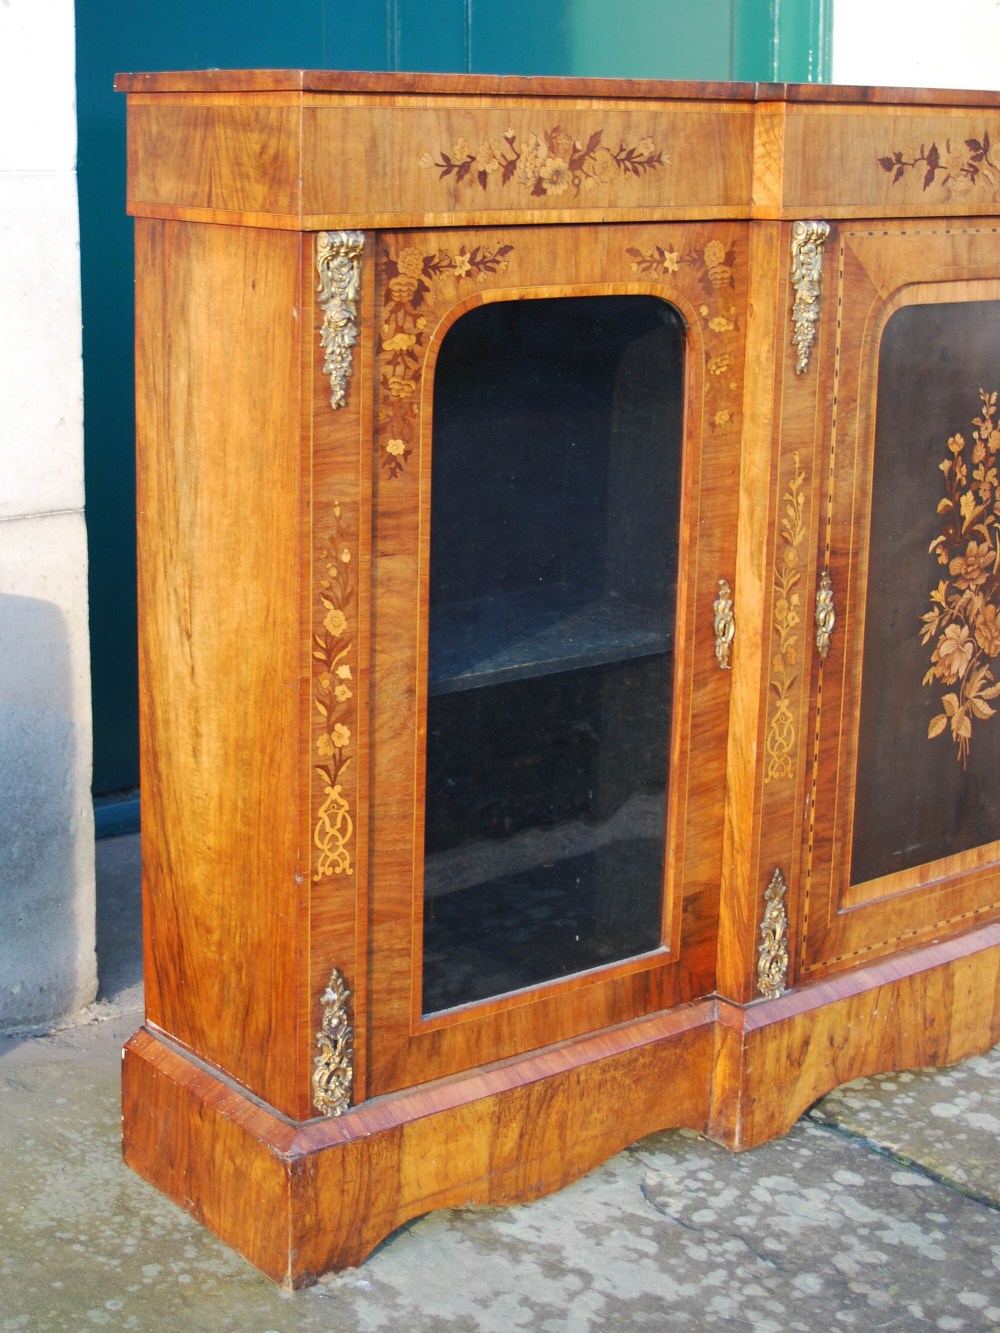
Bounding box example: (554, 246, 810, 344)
(115, 70, 1000, 1286)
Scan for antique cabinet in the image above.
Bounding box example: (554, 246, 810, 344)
(115, 71, 1000, 1286)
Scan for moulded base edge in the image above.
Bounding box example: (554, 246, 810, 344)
(122, 922, 1000, 1287)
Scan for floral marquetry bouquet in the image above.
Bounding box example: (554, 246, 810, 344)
(420, 127, 664, 197)
(921, 388, 1000, 765)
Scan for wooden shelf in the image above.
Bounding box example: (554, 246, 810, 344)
(428, 584, 670, 696)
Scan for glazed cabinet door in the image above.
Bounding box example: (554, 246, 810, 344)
(799, 220, 1000, 981)
(365, 221, 746, 1096)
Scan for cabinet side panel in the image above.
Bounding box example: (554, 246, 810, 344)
(135, 219, 307, 1117)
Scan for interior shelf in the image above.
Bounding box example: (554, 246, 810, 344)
(428, 582, 671, 695)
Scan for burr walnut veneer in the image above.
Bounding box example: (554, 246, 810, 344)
(116, 70, 1000, 1286)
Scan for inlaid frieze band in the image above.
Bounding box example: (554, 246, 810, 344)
(317, 230, 365, 410)
(790, 220, 830, 375)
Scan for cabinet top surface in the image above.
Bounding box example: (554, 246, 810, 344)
(113, 68, 1000, 108)
(117, 70, 1000, 226)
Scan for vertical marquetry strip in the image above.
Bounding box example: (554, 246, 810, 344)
(764, 452, 806, 785)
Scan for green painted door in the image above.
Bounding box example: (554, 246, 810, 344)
(76, 0, 829, 828)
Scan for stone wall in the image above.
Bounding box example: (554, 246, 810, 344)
(0, 0, 96, 1028)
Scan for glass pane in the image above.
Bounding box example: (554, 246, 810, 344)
(851, 300, 1000, 885)
(422, 295, 685, 1012)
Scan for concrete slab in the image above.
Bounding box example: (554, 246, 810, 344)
(809, 1047, 1000, 1207)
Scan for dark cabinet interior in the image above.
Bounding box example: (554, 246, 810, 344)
(423, 294, 685, 1011)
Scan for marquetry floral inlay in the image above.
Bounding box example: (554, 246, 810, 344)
(922, 389, 1000, 766)
(313, 501, 355, 879)
(420, 127, 665, 196)
(765, 453, 806, 784)
(878, 131, 1000, 198)
(626, 239, 741, 435)
(379, 242, 514, 477)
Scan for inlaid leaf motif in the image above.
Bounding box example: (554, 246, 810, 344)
(878, 130, 1000, 198)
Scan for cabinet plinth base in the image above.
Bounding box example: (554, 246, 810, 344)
(123, 924, 1000, 1288)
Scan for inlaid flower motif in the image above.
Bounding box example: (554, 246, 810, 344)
(317, 723, 351, 755)
(324, 607, 347, 637)
(475, 139, 504, 174)
(703, 240, 733, 288)
(949, 539, 992, 589)
(923, 388, 1000, 763)
(378, 241, 515, 477)
(539, 155, 571, 196)
(396, 248, 425, 279)
(932, 623, 975, 682)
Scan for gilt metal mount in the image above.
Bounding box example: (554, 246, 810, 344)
(790, 220, 831, 375)
(312, 968, 353, 1116)
(757, 867, 789, 999)
(815, 569, 836, 661)
(317, 230, 365, 410)
(713, 578, 735, 670)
